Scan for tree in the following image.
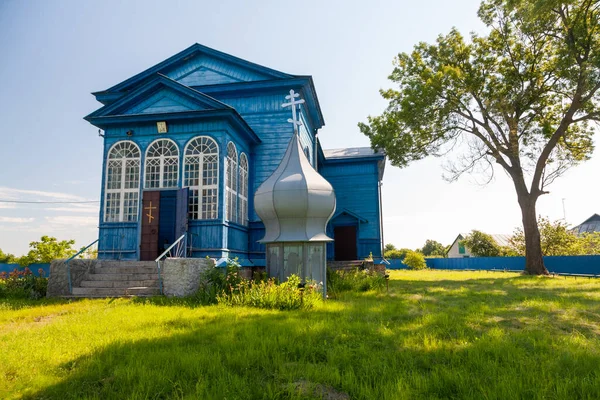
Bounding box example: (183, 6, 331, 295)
(384, 248, 413, 260)
(402, 251, 427, 270)
(19, 236, 76, 266)
(384, 243, 397, 253)
(359, 0, 600, 275)
(0, 249, 17, 264)
(421, 239, 446, 256)
(578, 232, 600, 254)
(509, 216, 581, 255)
(461, 230, 502, 257)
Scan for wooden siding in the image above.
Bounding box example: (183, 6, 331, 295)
(165, 54, 270, 85)
(98, 223, 139, 260)
(320, 160, 382, 259)
(124, 89, 200, 115)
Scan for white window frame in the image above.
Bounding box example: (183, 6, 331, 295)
(104, 141, 141, 222)
(239, 153, 249, 226)
(144, 138, 179, 189)
(183, 136, 219, 220)
(225, 142, 238, 223)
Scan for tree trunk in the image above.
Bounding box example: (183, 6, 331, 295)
(518, 195, 549, 275)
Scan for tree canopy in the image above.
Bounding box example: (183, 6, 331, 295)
(360, 0, 600, 274)
(461, 230, 504, 257)
(19, 236, 76, 266)
(509, 216, 600, 255)
(421, 239, 446, 256)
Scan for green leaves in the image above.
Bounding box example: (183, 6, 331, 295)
(360, 0, 600, 193)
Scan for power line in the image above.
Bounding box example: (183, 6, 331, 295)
(0, 200, 99, 204)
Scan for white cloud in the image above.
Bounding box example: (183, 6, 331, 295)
(0, 203, 16, 209)
(45, 216, 97, 226)
(0, 216, 35, 223)
(0, 186, 89, 202)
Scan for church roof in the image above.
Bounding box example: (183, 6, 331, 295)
(89, 43, 326, 130)
(99, 43, 294, 95)
(323, 147, 384, 160)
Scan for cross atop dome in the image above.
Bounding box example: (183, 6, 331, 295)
(281, 89, 305, 134)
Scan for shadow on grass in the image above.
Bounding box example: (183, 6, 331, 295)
(0, 297, 76, 311)
(21, 273, 600, 399)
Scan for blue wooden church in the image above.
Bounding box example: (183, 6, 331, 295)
(85, 44, 386, 266)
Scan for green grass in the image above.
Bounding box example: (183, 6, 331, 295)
(2, 270, 600, 399)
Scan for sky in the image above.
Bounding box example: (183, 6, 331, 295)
(0, 0, 598, 256)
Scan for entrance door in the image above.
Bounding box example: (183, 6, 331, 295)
(140, 191, 161, 261)
(334, 226, 357, 261)
(158, 188, 189, 254)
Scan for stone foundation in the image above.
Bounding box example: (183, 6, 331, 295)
(162, 258, 214, 297)
(47, 259, 97, 297)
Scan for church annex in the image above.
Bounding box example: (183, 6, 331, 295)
(85, 43, 385, 266)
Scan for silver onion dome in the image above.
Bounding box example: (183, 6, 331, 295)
(254, 133, 336, 243)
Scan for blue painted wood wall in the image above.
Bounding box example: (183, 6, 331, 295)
(320, 159, 383, 260)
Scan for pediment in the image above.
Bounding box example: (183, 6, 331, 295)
(86, 75, 231, 119)
(124, 89, 199, 115)
(101, 43, 292, 96)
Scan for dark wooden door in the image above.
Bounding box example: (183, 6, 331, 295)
(334, 226, 357, 261)
(140, 191, 161, 261)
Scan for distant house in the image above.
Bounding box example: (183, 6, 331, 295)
(447, 233, 511, 258)
(571, 214, 600, 236)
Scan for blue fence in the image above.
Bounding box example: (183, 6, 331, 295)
(0, 263, 50, 277)
(387, 256, 600, 275)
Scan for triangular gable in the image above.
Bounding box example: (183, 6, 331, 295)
(99, 43, 293, 95)
(86, 74, 232, 119)
(125, 91, 196, 115)
(331, 209, 368, 224)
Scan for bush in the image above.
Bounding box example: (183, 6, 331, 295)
(194, 262, 242, 305)
(0, 268, 48, 299)
(384, 248, 412, 260)
(403, 251, 427, 270)
(327, 267, 386, 296)
(217, 274, 322, 310)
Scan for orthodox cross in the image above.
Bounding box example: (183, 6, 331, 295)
(145, 201, 156, 224)
(282, 89, 305, 135)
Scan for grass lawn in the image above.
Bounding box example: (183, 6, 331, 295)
(2, 270, 600, 399)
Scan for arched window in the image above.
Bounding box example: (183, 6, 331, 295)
(239, 153, 249, 226)
(145, 139, 179, 188)
(225, 142, 238, 222)
(105, 141, 141, 222)
(184, 136, 219, 219)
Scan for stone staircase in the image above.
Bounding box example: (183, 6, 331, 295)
(70, 261, 161, 298)
(327, 260, 366, 272)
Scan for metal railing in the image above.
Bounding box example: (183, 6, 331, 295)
(155, 233, 187, 294)
(66, 239, 99, 294)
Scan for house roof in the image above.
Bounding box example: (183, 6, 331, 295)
(572, 213, 600, 229)
(450, 232, 512, 252)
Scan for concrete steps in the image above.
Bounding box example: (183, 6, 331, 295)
(69, 260, 161, 298)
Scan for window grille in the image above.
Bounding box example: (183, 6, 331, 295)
(239, 153, 249, 226)
(105, 141, 140, 222)
(225, 142, 238, 223)
(145, 139, 179, 189)
(184, 136, 219, 219)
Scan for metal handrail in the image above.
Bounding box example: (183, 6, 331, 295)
(155, 233, 187, 294)
(66, 239, 99, 294)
